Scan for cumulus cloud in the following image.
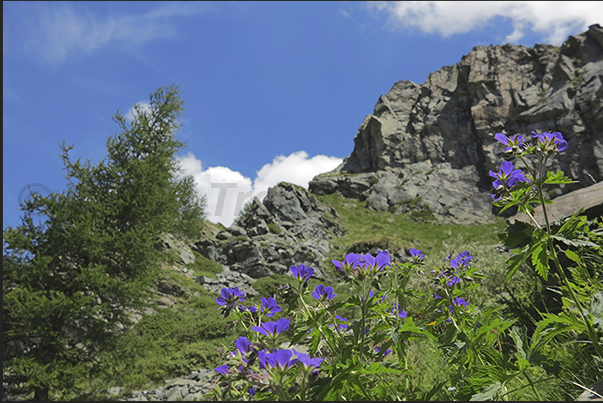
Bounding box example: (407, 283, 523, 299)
(177, 151, 343, 227)
(5, 2, 212, 65)
(125, 102, 153, 123)
(368, 1, 603, 45)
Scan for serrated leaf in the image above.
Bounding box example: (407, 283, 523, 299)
(552, 235, 599, 248)
(530, 242, 550, 280)
(544, 170, 576, 185)
(499, 220, 534, 249)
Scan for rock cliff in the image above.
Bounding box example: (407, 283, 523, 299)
(193, 182, 343, 280)
(310, 24, 603, 224)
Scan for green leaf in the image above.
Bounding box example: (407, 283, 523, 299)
(469, 382, 502, 401)
(543, 170, 576, 185)
(530, 242, 550, 280)
(589, 292, 603, 331)
(499, 220, 534, 249)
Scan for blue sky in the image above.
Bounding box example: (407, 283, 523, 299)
(4, 1, 602, 228)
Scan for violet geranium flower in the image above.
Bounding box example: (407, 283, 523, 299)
(216, 287, 245, 310)
(214, 365, 229, 376)
(259, 349, 298, 371)
(234, 336, 251, 356)
(332, 253, 363, 271)
(449, 297, 469, 313)
(312, 284, 337, 301)
(532, 131, 567, 152)
(360, 250, 391, 271)
(260, 297, 281, 317)
(292, 349, 324, 369)
(252, 318, 290, 338)
(409, 248, 425, 260)
(494, 132, 526, 153)
(489, 160, 527, 201)
(289, 264, 314, 283)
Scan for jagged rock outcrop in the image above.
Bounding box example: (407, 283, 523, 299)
(311, 24, 603, 224)
(193, 182, 343, 279)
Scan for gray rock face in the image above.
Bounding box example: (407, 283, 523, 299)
(310, 24, 603, 224)
(193, 182, 343, 279)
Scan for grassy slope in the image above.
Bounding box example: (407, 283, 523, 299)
(81, 191, 536, 400)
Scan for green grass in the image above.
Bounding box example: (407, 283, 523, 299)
(74, 190, 552, 401)
(186, 250, 223, 278)
(314, 192, 507, 268)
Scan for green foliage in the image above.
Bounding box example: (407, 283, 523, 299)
(252, 274, 291, 298)
(2, 85, 200, 400)
(186, 250, 223, 278)
(267, 221, 282, 234)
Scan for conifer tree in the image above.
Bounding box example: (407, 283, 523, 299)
(2, 85, 205, 400)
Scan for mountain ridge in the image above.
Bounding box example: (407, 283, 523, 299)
(309, 24, 603, 225)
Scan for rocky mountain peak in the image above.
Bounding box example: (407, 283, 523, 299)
(310, 24, 603, 224)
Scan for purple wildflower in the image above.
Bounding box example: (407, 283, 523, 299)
(247, 387, 256, 397)
(533, 131, 567, 152)
(312, 284, 337, 301)
(390, 303, 408, 318)
(360, 250, 391, 271)
(450, 251, 473, 270)
(292, 349, 324, 369)
(289, 264, 314, 283)
(252, 318, 290, 338)
(449, 297, 469, 313)
(328, 315, 349, 331)
(216, 287, 245, 310)
(375, 346, 393, 357)
(409, 248, 425, 260)
(261, 349, 298, 371)
(214, 365, 229, 376)
(260, 297, 281, 317)
(238, 305, 258, 313)
(332, 253, 363, 271)
(489, 160, 527, 201)
(494, 132, 526, 153)
(446, 275, 461, 286)
(234, 336, 251, 356)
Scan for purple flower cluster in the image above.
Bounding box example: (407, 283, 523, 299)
(490, 131, 568, 200)
(289, 264, 314, 283)
(327, 315, 349, 331)
(533, 131, 567, 152)
(215, 336, 324, 379)
(449, 297, 469, 313)
(332, 250, 391, 272)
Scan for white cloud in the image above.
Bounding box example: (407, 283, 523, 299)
(125, 102, 153, 123)
(7, 2, 212, 65)
(368, 1, 603, 45)
(177, 151, 343, 227)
